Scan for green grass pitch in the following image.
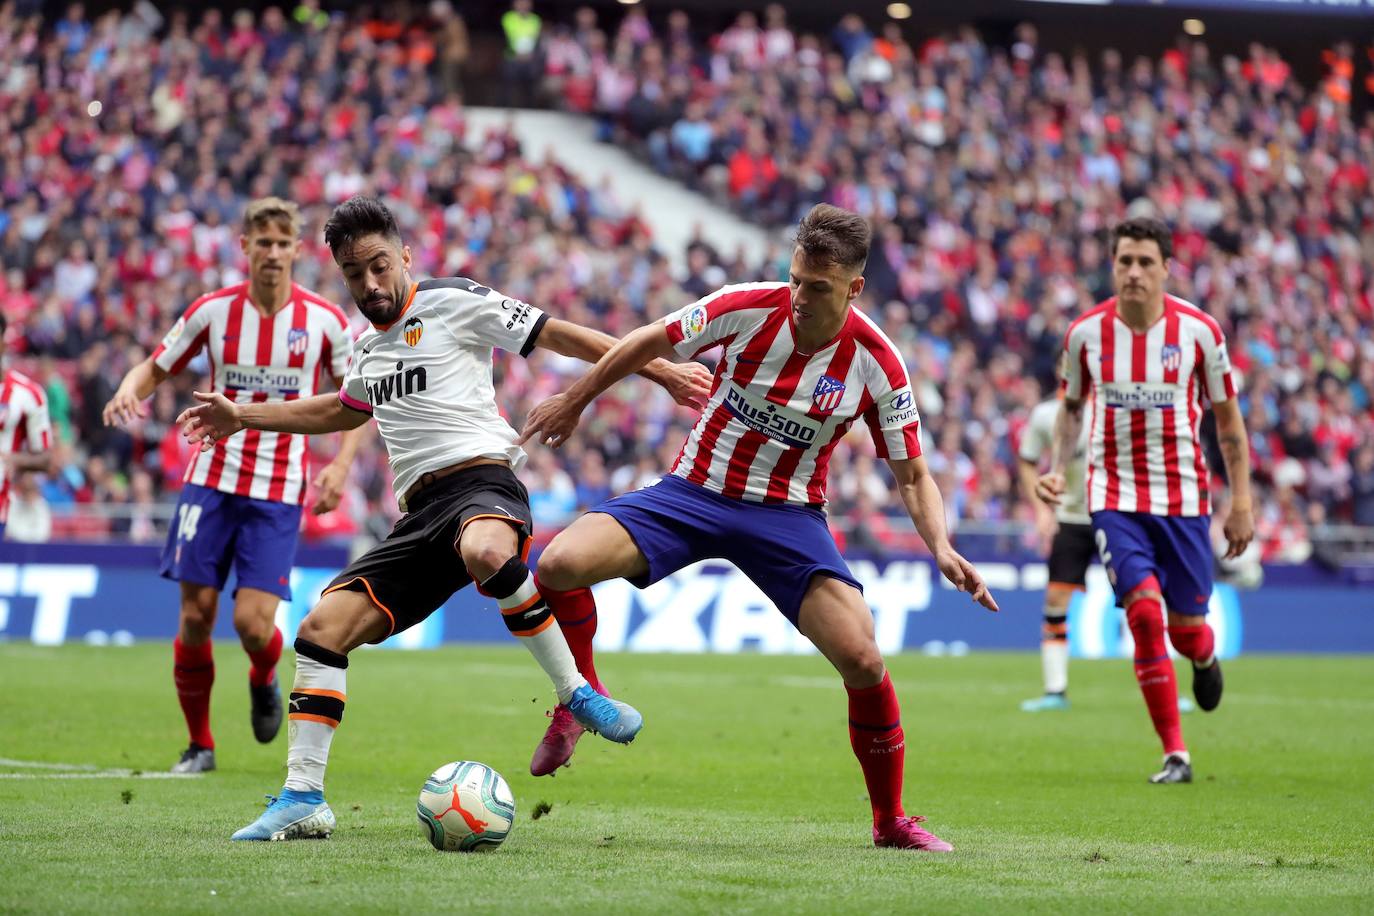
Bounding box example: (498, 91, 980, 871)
(1, 643, 1371, 914)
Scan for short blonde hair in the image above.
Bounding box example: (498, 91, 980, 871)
(242, 197, 302, 237)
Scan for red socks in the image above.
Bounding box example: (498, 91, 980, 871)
(1168, 623, 1215, 666)
(247, 627, 283, 687)
(536, 579, 601, 692)
(1125, 579, 1184, 755)
(846, 671, 906, 826)
(173, 637, 215, 750)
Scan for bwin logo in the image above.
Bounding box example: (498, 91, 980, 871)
(367, 360, 428, 406)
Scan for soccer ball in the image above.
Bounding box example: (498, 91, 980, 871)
(416, 761, 516, 852)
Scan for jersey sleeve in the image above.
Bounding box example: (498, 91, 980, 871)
(861, 350, 922, 461)
(151, 298, 215, 375)
(1061, 326, 1089, 401)
(1198, 327, 1237, 403)
(324, 313, 355, 384)
(662, 284, 780, 359)
(1018, 403, 1053, 464)
(22, 388, 52, 452)
(337, 344, 372, 415)
(444, 282, 548, 357)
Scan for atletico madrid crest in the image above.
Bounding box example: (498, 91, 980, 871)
(287, 327, 309, 356)
(812, 375, 846, 413)
(1160, 344, 1182, 372)
(403, 317, 424, 347)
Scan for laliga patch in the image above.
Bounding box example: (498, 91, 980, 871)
(680, 305, 708, 342)
(162, 317, 186, 346)
(403, 316, 424, 347)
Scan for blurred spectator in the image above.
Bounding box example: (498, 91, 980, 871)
(2, 4, 1371, 556)
(7, 473, 51, 543)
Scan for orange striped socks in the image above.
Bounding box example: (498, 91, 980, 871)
(482, 558, 586, 704)
(284, 639, 348, 793)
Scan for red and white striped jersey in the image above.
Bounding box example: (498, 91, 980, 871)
(0, 369, 52, 524)
(152, 282, 353, 505)
(662, 282, 921, 506)
(1062, 294, 1237, 517)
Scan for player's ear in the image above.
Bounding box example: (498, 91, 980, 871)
(848, 275, 865, 301)
(239, 234, 249, 257)
(401, 244, 412, 270)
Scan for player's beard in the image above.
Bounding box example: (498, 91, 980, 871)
(357, 291, 402, 325)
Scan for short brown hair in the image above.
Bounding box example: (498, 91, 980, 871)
(242, 196, 302, 237)
(1110, 217, 1172, 260)
(795, 204, 871, 272)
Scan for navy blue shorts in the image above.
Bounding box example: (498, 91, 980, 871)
(159, 483, 302, 600)
(1090, 511, 1213, 614)
(592, 475, 862, 625)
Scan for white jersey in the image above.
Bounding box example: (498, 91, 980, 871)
(1019, 398, 1090, 526)
(340, 278, 547, 511)
(153, 282, 354, 504)
(0, 369, 52, 525)
(661, 283, 920, 506)
(1062, 294, 1237, 517)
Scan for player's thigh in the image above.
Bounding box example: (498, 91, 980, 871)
(296, 588, 391, 655)
(1147, 515, 1215, 616)
(160, 484, 236, 592)
(537, 512, 650, 590)
(231, 497, 302, 601)
(796, 574, 884, 688)
(1090, 511, 1159, 602)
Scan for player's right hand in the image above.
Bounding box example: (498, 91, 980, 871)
(177, 391, 244, 452)
(1035, 472, 1065, 507)
(102, 387, 147, 427)
(516, 393, 583, 450)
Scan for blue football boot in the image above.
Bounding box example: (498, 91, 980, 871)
(231, 789, 335, 841)
(565, 683, 642, 744)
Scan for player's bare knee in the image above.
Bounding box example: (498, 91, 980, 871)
(463, 541, 517, 583)
(295, 612, 350, 655)
(535, 539, 583, 591)
(232, 610, 273, 650)
(838, 644, 886, 687)
(178, 594, 218, 642)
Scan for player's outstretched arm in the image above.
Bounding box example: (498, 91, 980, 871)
(1213, 398, 1255, 559)
(1036, 396, 1084, 506)
(888, 456, 999, 612)
(178, 392, 368, 452)
(534, 318, 711, 409)
(519, 322, 677, 448)
(102, 357, 169, 427)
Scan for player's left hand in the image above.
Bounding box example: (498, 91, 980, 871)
(311, 461, 347, 515)
(1222, 506, 1254, 560)
(517, 394, 582, 449)
(661, 361, 713, 410)
(935, 547, 1000, 612)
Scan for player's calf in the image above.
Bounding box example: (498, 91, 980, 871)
(1168, 622, 1223, 712)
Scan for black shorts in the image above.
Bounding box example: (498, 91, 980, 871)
(323, 465, 533, 642)
(1047, 522, 1096, 589)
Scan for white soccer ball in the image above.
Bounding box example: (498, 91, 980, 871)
(416, 761, 516, 852)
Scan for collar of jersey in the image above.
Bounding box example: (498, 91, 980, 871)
(371, 282, 419, 332)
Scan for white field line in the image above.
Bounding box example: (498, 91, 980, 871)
(0, 756, 202, 779)
(0, 771, 203, 780)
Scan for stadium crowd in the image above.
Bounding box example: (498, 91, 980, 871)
(2, 2, 1372, 563)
